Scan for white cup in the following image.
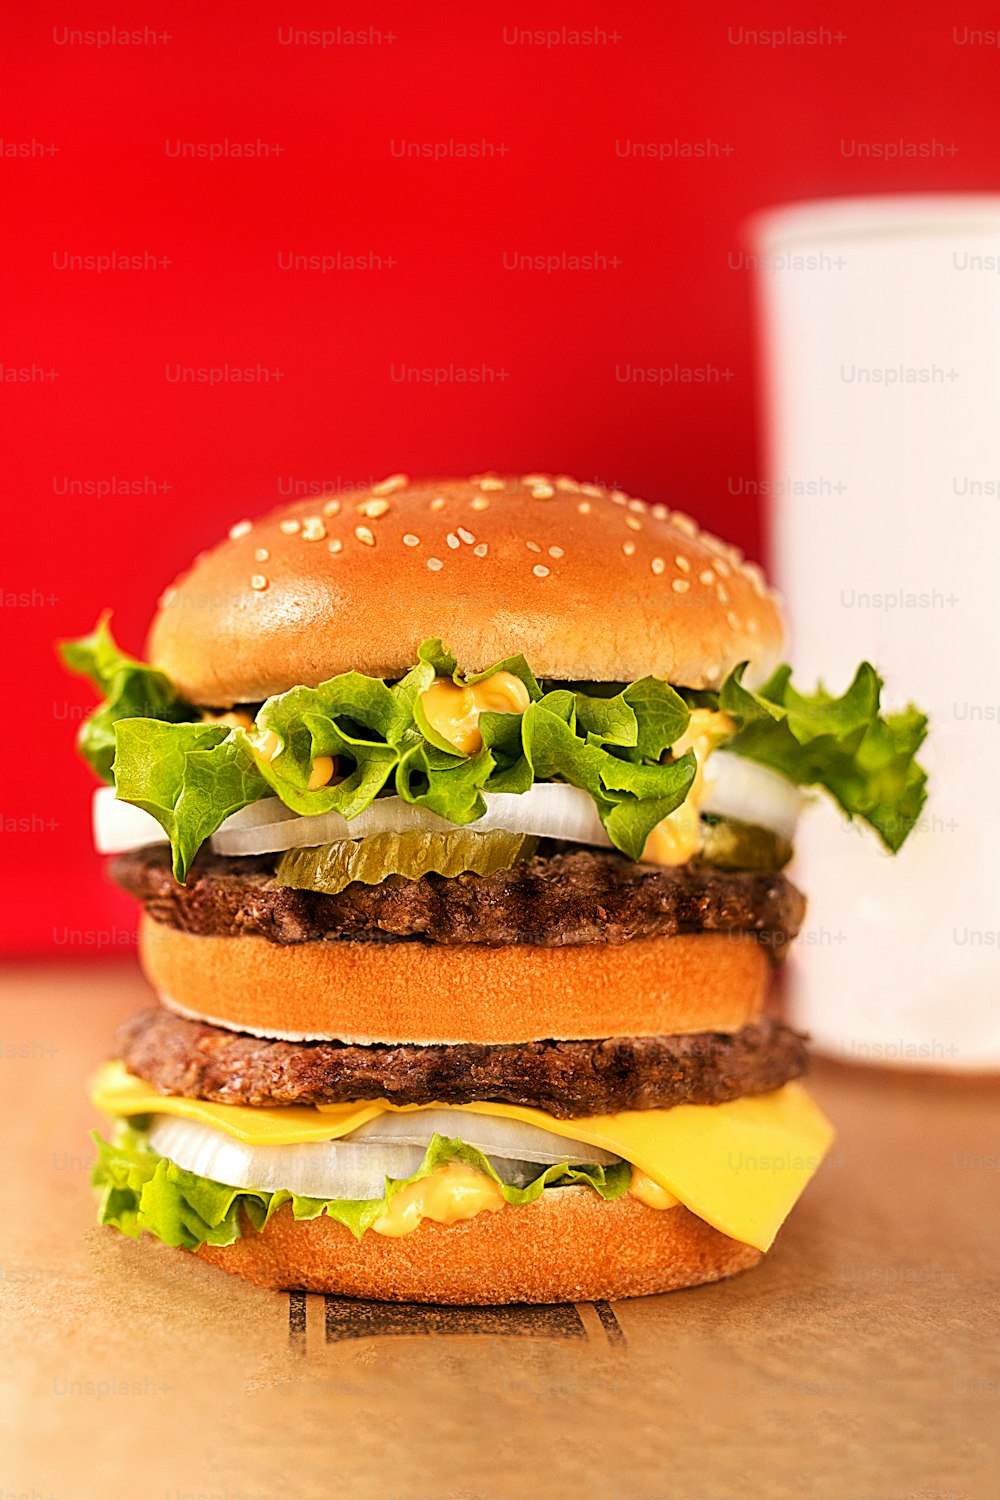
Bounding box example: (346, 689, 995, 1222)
(752, 195, 1000, 1070)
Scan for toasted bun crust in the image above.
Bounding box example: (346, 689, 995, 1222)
(194, 1188, 763, 1302)
(148, 474, 784, 704)
(139, 916, 769, 1044)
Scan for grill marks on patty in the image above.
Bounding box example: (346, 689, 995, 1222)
(111, 845, 805, 953)
(115, 1008, 808, 1117)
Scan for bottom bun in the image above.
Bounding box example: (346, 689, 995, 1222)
(195, 1187, 762, 1303)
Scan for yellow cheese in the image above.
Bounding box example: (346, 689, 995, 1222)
(89, 1060, 387, 1144)
(642, 709, 734, 866)
(420, 671, 530, 755)
(202, 710, 256, 732)
(371, 1162, 506, 1237)
(90, 1062, 834, 1252)
(415, 1088, 833, 1251)
(629, 1167, 679, 1210)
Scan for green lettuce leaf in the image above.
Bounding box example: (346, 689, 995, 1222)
(58, 614, 198, 781)
(576, 677, 690, 762)
(61, 618, 928, 874)
(411, 638, 542, 757)
(249, 673, 408, 817)
(92, 1123, 630, 1252)
(394, 739, 496, 823)
(719, 662, 928, 852)
(97, 639, 698, 877)
(112, 721, 271, 883)
(519, 692, 696, 861)
(417, 637, 542, 699)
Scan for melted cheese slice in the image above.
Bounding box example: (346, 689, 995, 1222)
(90, 1061, 833, 1252)
(90, 1061, 387, 1143)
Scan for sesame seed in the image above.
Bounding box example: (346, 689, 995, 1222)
(555, 476, 577, 491)
(372, 474, 408, 496)
(625, 515, 642, 532)
(473, 542, 488, 557)
(651, 557, 665, 575)
(479, 478, 505, 492)
(622, 541, 636, 557)
(699, 569, 715, 585)
(250, 574, 268, 591)
(229, 519, 252, 540)
(727, 610, 740, 630)
(628, 498, 645, 514)
(301, 516, 326, 541)
(651, 503, 669, 521)
(610, 490, 629, 506)
(748, 618, 759, 633)
(159, 587, 177, 607)
(471, 496, 490, 511)
(359, 498, 390, 519)
(532, 564, 550, 578)
(457, 527, 475, 544)
(446, 532, 460, 549)
(402, 533, 420, 547)
(675, 555, 691, 572)
(254, 547, 269, 563)
(531, 484, 555, 499)
(548, 545, 564, 558)
(355, 525, 375, 547)
(714, 559, 731, 578)
(279, 518, 300, 535)
(671, 513, 698, 537)
(744, 562, 767, 596)
(580, 483, 602, 498)
(328, 538, 343, 554)
(705, 664, 720, 684)
(717, 585, 730, 605)
(576, 501, 591, 517)
(526, 541, 542, 554)
(672, 578, 690, 594)
(430, 497, 446, 512)
(427, 557, 443, 571)
(322, 498, 341, 517)
(522, 473, 548, 486)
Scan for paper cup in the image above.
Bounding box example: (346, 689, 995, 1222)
(752, 195, 1000, 1069)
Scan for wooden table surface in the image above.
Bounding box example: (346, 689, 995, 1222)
(1, 959, 996, 1500)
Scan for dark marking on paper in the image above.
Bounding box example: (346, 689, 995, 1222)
(323, 1296, 588, 1342)
(593, 1300, 627, 1346)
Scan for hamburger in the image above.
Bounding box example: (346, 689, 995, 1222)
(61, 473, 927, 1302)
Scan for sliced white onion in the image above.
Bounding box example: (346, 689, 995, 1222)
(148, 1115, 427, 1199)
(146, 1112, 615, 1199)
(94, 750, 801, 860)
(702, 751, 802, 842)
(209, 782, 613, 858)
(93, 786, 166, 854)
(347, 1108, 621, 1167)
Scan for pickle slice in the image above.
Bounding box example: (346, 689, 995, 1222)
(275, 829, 539, 894)
(696, 817, 792, 873)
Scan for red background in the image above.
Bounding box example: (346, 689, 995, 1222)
(4, 0, 997, 954)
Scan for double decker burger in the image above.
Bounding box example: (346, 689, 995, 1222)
(62, 474, 927, 1302)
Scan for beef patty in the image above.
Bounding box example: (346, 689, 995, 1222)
(111, 845, 805, 953)
(115, 1008, 808, 1116)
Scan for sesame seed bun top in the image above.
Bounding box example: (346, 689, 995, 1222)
(147, 474, 785, 705)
